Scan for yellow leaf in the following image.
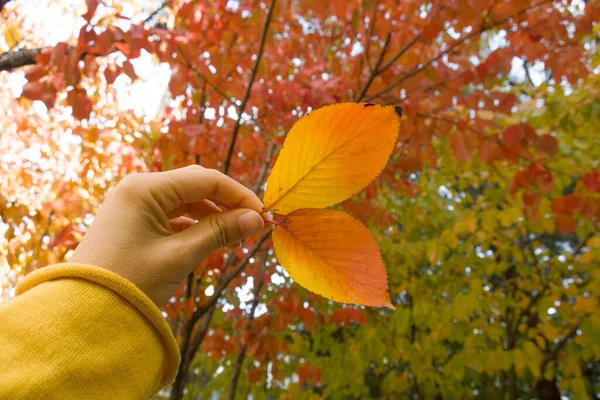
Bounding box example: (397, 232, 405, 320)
(587, 236, 600, 248)
(264, 103, 402, 214)
(272, 208, 394, 308)
(580, 251, 595, 264)
(477, 110, 495, 121)
(2, 25, 20, 49)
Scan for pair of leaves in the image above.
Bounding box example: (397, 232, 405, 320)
(263, 103, 402, 309)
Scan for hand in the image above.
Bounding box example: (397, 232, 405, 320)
(69, 165, 267, 306)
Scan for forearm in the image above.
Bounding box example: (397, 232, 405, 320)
(0, 264, 180, 399)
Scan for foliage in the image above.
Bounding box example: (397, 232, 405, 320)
(266, 103, 401, 308)
(1, 0, 599, 399)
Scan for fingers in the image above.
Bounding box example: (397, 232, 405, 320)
(168, 199, 222, 220)
(166, 208, 264, 265)
(155, 166, 263, 213)
(169, 216, 196, 233)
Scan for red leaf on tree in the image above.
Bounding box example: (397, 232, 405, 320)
(502, 124, 522, 146)
(537, 134, 558, 157)
(114, 42, 131, 58)
(83, 0, 99, 22)
(555, 214, 576, 234)
(35, 49, 51, 65)
(51, 42, 69, 72)
(83, 54, 98, 78)
(25, 64, 48, 81)
(583, 172, 600, 192)
(449, 132, 473, 163)
(104, 64, 119, 84)
(64, 49, 81, 87)
(21, 81, 45, 101)
(551, 195, 579, 215)
(527, 162, 554, 193)
(298, 363, 322, 386)
(479, 140, 503, 163)
(423, 22, 443, 41)
(248, 368, 263, 384)
(523, 192, 542, 220)
(67, 88, 93, 120)
(122, 61, 137, 80)
(509, 170, 530, 194)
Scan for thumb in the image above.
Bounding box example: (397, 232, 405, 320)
(168, 208, 265, 264)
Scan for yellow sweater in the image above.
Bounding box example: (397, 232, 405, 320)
(0, 264, 180, 399)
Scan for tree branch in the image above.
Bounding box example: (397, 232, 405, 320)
(355, 33, 391, 101)
(523, 319, 584, 400)
(0, 48, 40, 71)
(223, 0, 276, 175)
(169, 230, 272, 399)
(363, 0, 554, 102)
(0, 2, 167, 72)
(253, 142, 275, 195)
(227, 252, 269, 400)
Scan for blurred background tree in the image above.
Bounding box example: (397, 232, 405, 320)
(1, 0, 599, 398)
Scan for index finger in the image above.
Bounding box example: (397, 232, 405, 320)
(144, 165, 264, 214)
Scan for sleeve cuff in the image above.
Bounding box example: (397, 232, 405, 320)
(15, 263, 181, 387)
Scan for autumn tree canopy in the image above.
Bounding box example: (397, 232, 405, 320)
(1, 0, 599, 398)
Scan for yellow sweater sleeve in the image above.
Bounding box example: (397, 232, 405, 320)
(0, 263, 180, 399)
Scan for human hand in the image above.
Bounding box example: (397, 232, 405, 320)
(69, 165, 268, 306)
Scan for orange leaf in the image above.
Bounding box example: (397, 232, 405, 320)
(583, 172, 600, 192)
(551, 195, 579, 215)
(263, 103, 402, 215)
(537, 134, 558, 157)
(555, 214, 576, 234)
(449, 132, 473, 163)
(272, 209, 394, 309)
(422, 22, 443, 41)
(479, 139, 502, 163)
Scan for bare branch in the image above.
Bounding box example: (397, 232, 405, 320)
(223, 0, 276, 175)
(227, 252, 269, 400)
(0, 48, 40, 71)
(364, 0, 554, 102)
(171, 230, 271, 399)
(0, 1, 167, 72)
(355, 33, 391, 101)
(253, 142, 276, 195)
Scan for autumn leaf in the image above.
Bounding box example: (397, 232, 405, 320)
(555, 214, 577, 234)
(449, 132, 473, 163)
(551, 195, 579, 215)
(272, 209, 394, 309)
(583, 172, 600, 192)
(263, 103, 402, 215)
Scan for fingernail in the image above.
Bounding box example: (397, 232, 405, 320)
(227, 241, 242, 250)
(262, 211, 276, 224)
(238, 211, 265, 237)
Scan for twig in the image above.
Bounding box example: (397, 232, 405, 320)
(363, 0, 553, 102)
(253, 142, 276, 195)
(0, 1, 167, 72)
(227, 252, 269, 400)
(143, 1, 167, 24)
(171, 231, 271, 398)
(223, 0, 276, 175)
(376, 34, 421, 78)
(355, 33, 391, 101)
